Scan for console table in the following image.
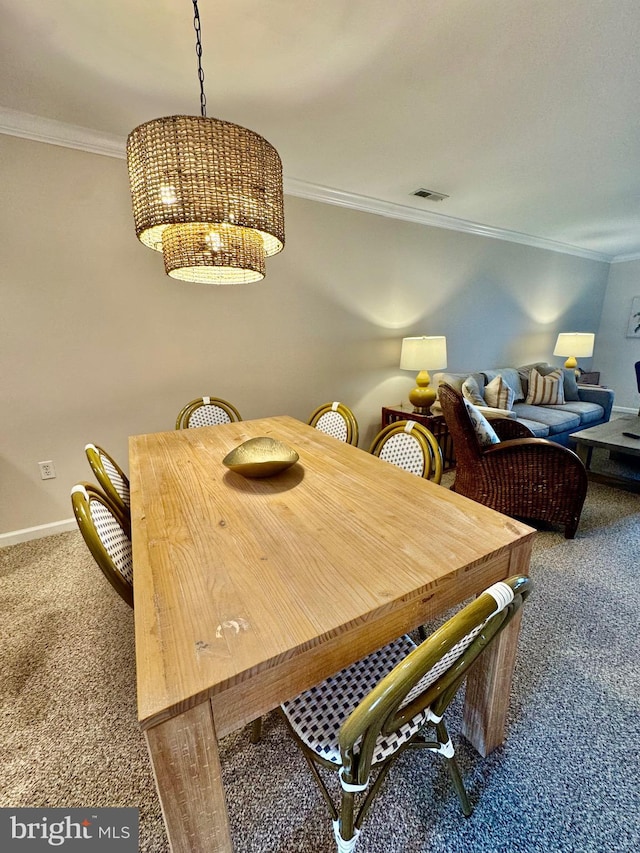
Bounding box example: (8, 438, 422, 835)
(381, 405, 455, 469)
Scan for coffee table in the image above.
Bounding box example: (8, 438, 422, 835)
(570, 416, 640, 492)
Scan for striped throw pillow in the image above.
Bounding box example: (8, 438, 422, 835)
(484, 375, 515, 410)
(525, 368, 565, 405)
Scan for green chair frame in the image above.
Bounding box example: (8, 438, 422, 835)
(281, 575, 532, 852)
(308, 401, 359, 447)
(71, 482, 133, 608)
(85, 443, 130, 518)
(369, 420, 443, 483)
(175, 396, 242, 429)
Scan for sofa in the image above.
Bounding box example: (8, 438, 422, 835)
(431, 363, 614, 446)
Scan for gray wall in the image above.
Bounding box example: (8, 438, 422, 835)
(0, 134, 611, 534)
(596, 259, 640, 409)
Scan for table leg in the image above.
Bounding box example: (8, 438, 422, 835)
(575, 442, 592, 469)
(461, 607, 524, 757)
(144, 701, 234, 853)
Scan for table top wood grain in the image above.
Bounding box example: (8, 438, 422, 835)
(130, 415, 534, 731)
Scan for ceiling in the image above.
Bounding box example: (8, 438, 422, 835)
(1, 0, 639, 261)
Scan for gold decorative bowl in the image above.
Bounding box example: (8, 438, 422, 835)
(222, 437, 299, 478)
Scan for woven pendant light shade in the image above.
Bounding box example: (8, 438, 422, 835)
(163, 223, 266, 284)
(126, 114, 284, 284)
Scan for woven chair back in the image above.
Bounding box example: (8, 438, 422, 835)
(338, 575, 532, 787)
(71, 483, 133, 608)
(85, 443, 130, 517)
(437, 384, 485, 464)
(308, 402, 359, 447)
(369, 421, 442, 482)
(175, 396, 242, 429)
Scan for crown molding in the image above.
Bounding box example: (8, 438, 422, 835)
(0, 106, 124, 158)
(284, 179, 613, 263)
(0, 107, 616, 263)
(610, 252, 640, 264)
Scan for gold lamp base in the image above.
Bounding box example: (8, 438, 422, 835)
(408, 370, 436, 414)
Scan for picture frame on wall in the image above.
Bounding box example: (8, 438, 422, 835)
(626, 296, 640, 337)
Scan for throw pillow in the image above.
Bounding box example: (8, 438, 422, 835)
(463, 398, 500, 447)
(525, 368, 565, 405)
(462, 375, 486, 406)
(537, 364, 580, 401)
(484, 375, 515, 410)
(483, 368, 524, 402)
(517, 362, 550, 400)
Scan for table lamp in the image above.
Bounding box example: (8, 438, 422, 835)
(400, 335, 447, 413)
(553, 332, 595, 375)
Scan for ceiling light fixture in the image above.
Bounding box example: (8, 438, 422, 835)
(126, 0, 285, 284)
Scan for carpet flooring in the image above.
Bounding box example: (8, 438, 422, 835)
(2, 454, 639, 852)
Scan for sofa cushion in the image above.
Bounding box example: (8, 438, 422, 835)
(512, 403, 581, 434)
(513, 417, 550, 437)
(463, 399, 500, 447)
(525, 368, 565, 405)
(543, 401, 604, 425)
(484, 375, 515, 410)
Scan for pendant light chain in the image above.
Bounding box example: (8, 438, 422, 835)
(192, 0, 207, 118)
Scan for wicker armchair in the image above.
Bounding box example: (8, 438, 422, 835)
(438, 384, 587, 538)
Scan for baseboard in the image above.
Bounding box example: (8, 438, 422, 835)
(612, 405, 638, 415)
(0, 518, 77, 548)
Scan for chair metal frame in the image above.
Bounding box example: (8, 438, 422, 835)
(308, 401, 360, 447)
(71, 482, 133, 608)
(281, 575, 532, 852)
(85, 443, 130, 518)
(175, 396, 242, 429)
(369, 420, 443, 483)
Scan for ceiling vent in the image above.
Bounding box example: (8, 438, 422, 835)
(412, 188, 449, 202)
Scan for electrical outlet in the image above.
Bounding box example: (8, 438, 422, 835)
(39, 460, 56, 480)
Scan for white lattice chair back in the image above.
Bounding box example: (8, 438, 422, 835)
(316, 409, 349, 442)
(99, 450, 130, 507)
(308, 401, 359, 446)
(71, 483, 134, 607)
(88, 498, 133, 587)
(85, 444, 130, 514)
(176, 396, 242, 429)
(378, 428, 425, 476)
(188, 403, 234, 428)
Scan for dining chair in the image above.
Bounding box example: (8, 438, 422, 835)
(70, 482, 263, 742)
(85, 443, 130, 518)
(281, 574, 532, 852)
(71, 482, 133, 608)
(369, 420, 443, 483)
(308, 401, 359, 447)
(175, 396, 242, 429)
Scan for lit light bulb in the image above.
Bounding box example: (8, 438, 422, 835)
(205, 231, 222, 252)
(160, 186, 178, 205)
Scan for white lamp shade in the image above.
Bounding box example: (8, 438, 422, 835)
(553, 332, 595, 358)
(400, 336, 448, 371)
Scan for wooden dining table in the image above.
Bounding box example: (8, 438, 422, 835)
(129, 415, 535, 853)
